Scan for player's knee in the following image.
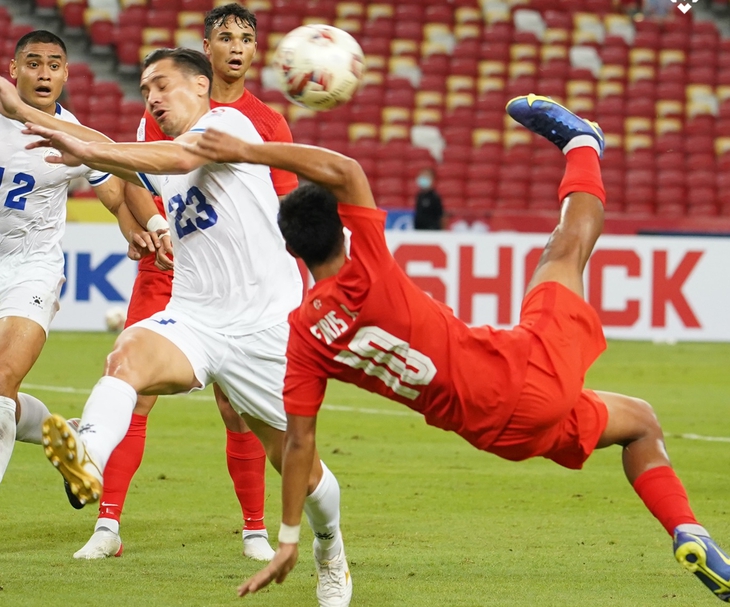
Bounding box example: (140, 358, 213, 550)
(103, 338, 137, 378)
(628, 396, 662, 438)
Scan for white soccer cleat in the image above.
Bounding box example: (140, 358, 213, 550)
(315, 543, 353, 607)
(42, 414, 102, 506)
(73, 528, 123, 560)
(243, 534, 276, 561)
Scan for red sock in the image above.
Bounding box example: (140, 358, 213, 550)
(226, 429, 267, 532)
(558, 147, 606, 205)
(98, 413, 148, 523)
(633, 466, 699, 536)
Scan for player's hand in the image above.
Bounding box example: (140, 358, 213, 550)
(153, 229, 174, 271)
(0, 77, 25, 121)
(22, 123, 87, 166)
(127, 230, 156, 261)
(183, 128, 250, 164)
(238, 543, 299, 598)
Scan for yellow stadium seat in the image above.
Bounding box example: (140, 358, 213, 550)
(455, 7, 482, 24)
(686, 84, 716, 103)
(597, 81, 624, 98)
(477, 77, 505, 95)
(478, 61, 506, 77)
(567, 80, 594, 97)
(655, 117, 682, 135)
(659, 49, 685, 68)
(413, 108, 442, 125)
(541, 44, 568, 62)
(420, 40, 452, 57)
(717, 86, 730, 103)
(625, 134, 652, 153)
(334, 18, 361, 34)
(423, 23, 452, 43)
(604, 133, 622, 148)
(510, 43, 538, 61)
(389, 56, 418, 74)
(83, 8, 113, 27)
(242, 0, 271, 11)
(715, 137, 730, 156)
(349, 123, 378, 142)
(625, 117, 652, 134)
(655, 100, 683, 118)
(382, 107, 411, 124)
(567, 97, 594, 113)
(484, 4, 510, 24)
(543, 28, 569, 44)
(364, 55, 386, 72)
(367, 3, 393, 20)
(599, 64, 625, 81)
(381, 124, 409, 143)
(362, 71, 384, 87)
(391, 39, 418, 56)
(119, 0, 145, 8)
(473, 129, 501, 147)
(573, 30, 602, 45)
(143, 28, 172, 46)
(336, 2, 363, 19)
(504, 130, 531, 148)
(509, 61, 536, 79)
(504, 114, 521, 130)
(415, 91, 444, 108)
(178, 11, 204, 29)
(175, 29, 203, 49)
(288, 105, 317, 123)
(630, 48, 656, 65)
(446, 92, 475, 110)
(628, 65, 655, 83)
(573, 12, 602, 29)
(268, 32, 285, 49)
(455, 24, 480, 41)
(686, 99, 717, 119)
(139, 44, 165, 64)
(447, 75, 475, 93)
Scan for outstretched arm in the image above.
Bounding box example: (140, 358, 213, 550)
(0, 77, 113, 143)
(23, 123, 208, 182)
(238, 413, 317, 597)
(185, 128, 376, 209)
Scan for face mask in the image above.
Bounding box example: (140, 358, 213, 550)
(416, 176, 432, 189)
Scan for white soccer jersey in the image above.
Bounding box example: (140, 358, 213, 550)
(139, 107, 302, 336)
(0, 103, 111, 270)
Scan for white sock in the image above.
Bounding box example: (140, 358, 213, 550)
(304, 461, 343, 561)
(79, 376, 137, 472)
(15, 392, 51, 444)
(0, 396, 17, 483)
(676, 523, 710, 537)
(95, 517, 120, 535)
(562, 134, 601, 156)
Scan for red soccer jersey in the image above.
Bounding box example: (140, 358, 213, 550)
(137, 89, 299, 272)
(283, 204, 534, 451)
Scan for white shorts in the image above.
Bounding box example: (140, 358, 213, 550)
(134, 311, 289, 431)
(0, 260, 64, 336)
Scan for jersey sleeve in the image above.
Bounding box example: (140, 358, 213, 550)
(84, 168, 111, 187)
(282, 319, 328, 417)
(269, 115, 299, 197)
(189, 107, 264, 144)
(139, 110, 169, 142)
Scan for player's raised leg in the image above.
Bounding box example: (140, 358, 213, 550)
(0, 316, 48, 482)
(595, 391, 730, 602)
(214, 384, 274, 561)
(42, 326, 201, 506)
(506, 94, 606, 298)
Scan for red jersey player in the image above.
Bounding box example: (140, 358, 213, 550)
(187, 96, 730, 603)
(72, 4, 298, 562)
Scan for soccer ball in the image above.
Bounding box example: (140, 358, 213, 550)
(104, 306, 127, 332)
(272, 24, 365, 111)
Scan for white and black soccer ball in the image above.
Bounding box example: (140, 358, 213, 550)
(273, 24, 365, 111)
(104, 306, 127, 332)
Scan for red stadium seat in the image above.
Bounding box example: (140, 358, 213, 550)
(61, 5, 84, 29)
(687, 188, 718, 216)
(395, 4, 424, 21)
(181, 0, 212, 10)
(624, 187, 655, 215)
(655, 187, 686, 216)
(90, 20, 115, 48)
(119, 7, 148, 28)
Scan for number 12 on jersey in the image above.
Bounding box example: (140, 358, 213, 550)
(0, 167, 35, 211)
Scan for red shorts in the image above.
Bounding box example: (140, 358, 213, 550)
(488, 282, 608, 470)
(124, 269, 173, 329)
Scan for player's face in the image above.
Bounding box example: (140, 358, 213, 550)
(140, 58, 210, 138)
(203, 17, 257, 84)
(10, 43, 68, 114)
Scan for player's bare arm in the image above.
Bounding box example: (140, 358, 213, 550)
(124, 181, 174, 271)
(23, 123, 209, 182)
(187, 128, 375, 209)
(92, 176, 159, 261)
(239, 413, 317, 597)
(0, 77, 113, 143)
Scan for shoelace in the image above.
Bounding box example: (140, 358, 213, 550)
(317, 555, 348, 598)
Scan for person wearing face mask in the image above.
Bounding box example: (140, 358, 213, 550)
(413, 168, 443, 230)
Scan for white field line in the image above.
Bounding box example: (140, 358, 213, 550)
(23, 383, 730, 436)
(22, 383, 418, 418)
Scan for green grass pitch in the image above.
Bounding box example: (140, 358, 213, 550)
(1, 333, 730, 606)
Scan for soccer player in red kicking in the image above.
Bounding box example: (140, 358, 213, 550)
(72, 4, 297, 561)
(187, 95, 730, 603)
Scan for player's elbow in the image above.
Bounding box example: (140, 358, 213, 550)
(171, 154, 201, 174)
(336, 156, 365, 187)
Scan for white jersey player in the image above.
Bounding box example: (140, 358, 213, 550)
(25, 48, 352, 606)
(0, 30, 156, 486)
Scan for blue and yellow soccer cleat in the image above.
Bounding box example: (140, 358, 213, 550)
(674, 530, 730, 602)
(506, 94, 604, 157)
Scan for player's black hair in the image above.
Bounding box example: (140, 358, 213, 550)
(278, 184, 345, 268)
(143, 48, 213, 95)
(14, 30, 67, 57)
(204, 3, 257, 39)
